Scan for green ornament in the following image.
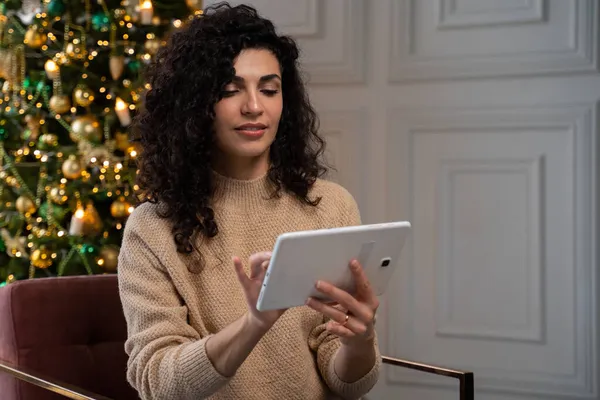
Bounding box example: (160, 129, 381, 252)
(22, 78, 31, 91)
(0, 127, 7, 141)
(38, 202, 68, 223)
(91, 12, 110, 32)
(127, 60, 141, 73)
(80, 244, 97, 255)
(21, 128, 33, 141)
(0, 281, 6, 288)
(47, 0, 66, 17)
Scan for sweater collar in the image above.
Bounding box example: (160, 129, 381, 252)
(211, 169, 276, 204)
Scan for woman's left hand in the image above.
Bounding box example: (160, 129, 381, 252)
(305, 259, 379, 348)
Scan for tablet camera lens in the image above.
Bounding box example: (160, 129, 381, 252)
(381, 258, 390, 267)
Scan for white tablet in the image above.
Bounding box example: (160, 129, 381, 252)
(256, 221, 411, 311)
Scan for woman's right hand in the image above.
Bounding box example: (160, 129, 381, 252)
(233, 251, 287, 332)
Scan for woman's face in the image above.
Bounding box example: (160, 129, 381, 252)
(213, 48, 283, 165)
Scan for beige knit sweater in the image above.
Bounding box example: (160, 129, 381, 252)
(117, 171, 381, 400)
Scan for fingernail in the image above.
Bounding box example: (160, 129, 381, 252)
(316, 281, 322, 289)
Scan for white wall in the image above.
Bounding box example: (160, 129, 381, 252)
(205, 1, 599, 399)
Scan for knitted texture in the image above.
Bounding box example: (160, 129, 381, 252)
(117, 171, 381, 400)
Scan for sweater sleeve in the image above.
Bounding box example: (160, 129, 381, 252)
(117, 210, 231, 400)
(308, 185, 382, 399)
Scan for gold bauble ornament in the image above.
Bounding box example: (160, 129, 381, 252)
(144, 38, 161, 55)
(24, 26, 47, 49)
(62, 155, 83, 179)
(49, 94, 71, 114)
(97, 245, 120, 272)
(73, 85, 94, 107)
(70, 115, 102, 143)
(185, 0, 203, 11)
(82, 202, 103, 236)
(48, 185, 68, 204)
(6, 274, 16, 284)
(31, 247, 53, 269)
(66, 40, 87, 60)
(16, 196, 36, 215)
(110, 196, 132, 218)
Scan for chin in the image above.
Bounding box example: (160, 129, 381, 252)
(229, 142, 272, 159)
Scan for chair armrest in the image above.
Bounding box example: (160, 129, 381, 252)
(0, 359, 112, 400)
(382, 355, 474, 400)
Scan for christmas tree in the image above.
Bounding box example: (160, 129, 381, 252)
(0, 0, 201, 286)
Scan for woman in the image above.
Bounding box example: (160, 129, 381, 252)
(118, 3, 381, 399)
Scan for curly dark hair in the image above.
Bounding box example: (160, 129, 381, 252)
(134, 2, 328, 255)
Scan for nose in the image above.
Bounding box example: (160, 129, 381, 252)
(241, 90, 264, 116)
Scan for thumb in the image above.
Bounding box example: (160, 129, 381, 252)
(249, 251, 272, 278)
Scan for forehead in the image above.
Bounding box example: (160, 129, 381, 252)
(233, 48, 281, 78)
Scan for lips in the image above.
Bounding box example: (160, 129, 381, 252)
(235, 123, 267, 130)
(235, 123, 267, 138)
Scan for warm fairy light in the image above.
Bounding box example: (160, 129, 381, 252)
(128, 206, 134, 214)
(115, 97, 131, 126)
(75, 209, 84, 218)
(115, 98, 126, 111)
(140, 0, 153, 24)
(44, 60, 60, 79)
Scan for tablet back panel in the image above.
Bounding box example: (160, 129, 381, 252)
(256, 221, 411, 311)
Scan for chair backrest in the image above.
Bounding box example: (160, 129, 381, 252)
(0, 275, 138, 400)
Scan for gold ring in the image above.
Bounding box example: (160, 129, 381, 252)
(341, 313, 349, 326)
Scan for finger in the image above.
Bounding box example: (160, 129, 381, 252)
(349, 259, 379, 309)
(314, 280, 373, 323)
(249, 252, 272, 278)
(325, 320, 356, 338)
(306, 297, 369, 336)
(233, 256, 250, 290)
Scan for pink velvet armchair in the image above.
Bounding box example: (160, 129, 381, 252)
(0, 275, 474, 400)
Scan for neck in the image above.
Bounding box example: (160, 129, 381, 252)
(212, 152, 270, 180)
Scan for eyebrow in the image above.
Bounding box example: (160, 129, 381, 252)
(232, 74, 282, 84)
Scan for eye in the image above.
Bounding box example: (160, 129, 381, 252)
(221, 89, 239, 97)
(261, 89, 279, 96)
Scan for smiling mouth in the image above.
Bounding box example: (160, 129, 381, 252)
(235, 125, 267, 131)
(235, 125, 267, 138)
